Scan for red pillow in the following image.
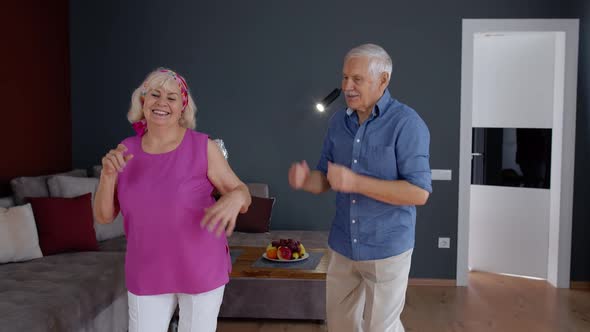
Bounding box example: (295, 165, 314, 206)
(28, 193, 99, 255)
(235, 196, 275, 233)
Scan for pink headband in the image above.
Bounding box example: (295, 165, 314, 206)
(158, 68, 189, 111)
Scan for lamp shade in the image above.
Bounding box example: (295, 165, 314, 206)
(316, 88, 341, 112)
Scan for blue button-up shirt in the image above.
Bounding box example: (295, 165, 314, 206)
(316, 90, 432, 261)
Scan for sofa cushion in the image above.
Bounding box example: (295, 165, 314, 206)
(235, 196, 275, 233)
(48, 175, 125, 242)
(0, 196, 15, 208)
(28, 193, 99, 255)
(91, 165, 102, 178)
(246, 183, 269, 198)
(0, 203, 43, 263)
(98, 235, 127, 252)
(0, 250, 126, 331)
(10, 169, 87, 205)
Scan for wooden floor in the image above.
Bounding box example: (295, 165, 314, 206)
(217, 272, 590, 332)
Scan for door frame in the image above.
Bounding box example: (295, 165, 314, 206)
(458, 19, 579, 287)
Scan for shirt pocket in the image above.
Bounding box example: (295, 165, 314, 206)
(331, 138, 354, 166)
(362, 145, 397, 179)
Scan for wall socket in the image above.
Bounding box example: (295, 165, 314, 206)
(438, 237, 451, 249)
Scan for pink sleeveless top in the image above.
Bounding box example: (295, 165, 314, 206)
(117, 129, 231, 295)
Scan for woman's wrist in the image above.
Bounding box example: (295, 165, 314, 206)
(100, 170, 118, 184)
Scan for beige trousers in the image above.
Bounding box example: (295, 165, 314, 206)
(326, 248, 413, 332)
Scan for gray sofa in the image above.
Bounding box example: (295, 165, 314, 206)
(0, 172, 328, 331)
(0, 171, 128, 332)
(0, 236, 128, 332)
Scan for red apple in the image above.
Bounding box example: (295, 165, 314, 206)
(277, 246, 292, 260)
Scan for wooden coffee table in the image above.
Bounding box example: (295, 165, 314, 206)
(219, 246, 329, 320)
(230, 246, 328, 279)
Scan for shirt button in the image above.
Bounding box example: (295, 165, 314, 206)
(353, 159, 358, 163)
(353, 238, 358, 243)
(356, 139, 360, 143)
(352, 219, 356, 224)
(352, 200, 356, 204)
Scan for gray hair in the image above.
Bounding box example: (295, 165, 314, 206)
(344, 43, 392, 79)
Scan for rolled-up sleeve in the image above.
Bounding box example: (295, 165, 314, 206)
(316, 128, 333, 175)
(396, 117, 432, 193)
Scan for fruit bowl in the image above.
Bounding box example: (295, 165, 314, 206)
(263, 252, 309, 262)
(264, 238, 307, 262)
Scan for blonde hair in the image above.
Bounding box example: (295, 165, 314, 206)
(127, 68, 197, 129)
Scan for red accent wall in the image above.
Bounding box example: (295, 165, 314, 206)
(0, 1, 71, 196)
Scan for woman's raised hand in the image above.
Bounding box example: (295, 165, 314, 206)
(101, 144, 134, 177)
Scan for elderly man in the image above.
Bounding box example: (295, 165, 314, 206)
(288, 43, 432, 332)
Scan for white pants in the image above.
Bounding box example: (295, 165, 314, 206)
(128, 285, 225, 332)
(326, 249, 413, 332)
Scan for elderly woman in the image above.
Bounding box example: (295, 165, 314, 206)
(94, 68, 251, 332)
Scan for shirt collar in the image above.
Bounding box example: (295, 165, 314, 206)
(345, 89, 392, 118)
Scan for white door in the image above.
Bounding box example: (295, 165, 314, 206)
(458, 20, 579, 287)
(469, 32, 555, 279)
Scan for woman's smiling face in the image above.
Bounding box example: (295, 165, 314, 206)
(142, 81, 183, 127)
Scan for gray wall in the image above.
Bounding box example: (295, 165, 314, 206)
(571, 0, 589, 282)
(70, 0, 581, 279)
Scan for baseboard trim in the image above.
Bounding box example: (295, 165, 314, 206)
(570, 281, 590, 290)
(409, 278, 456, 286)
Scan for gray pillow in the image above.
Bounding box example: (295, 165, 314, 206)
(47, 175, 125, 242)
(10, 169, 87, 205)
(91, 165, 102, 178)
(246, 183, 270, 198)
(0, 196, 15, 208)
(0, 203, 43, 263)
